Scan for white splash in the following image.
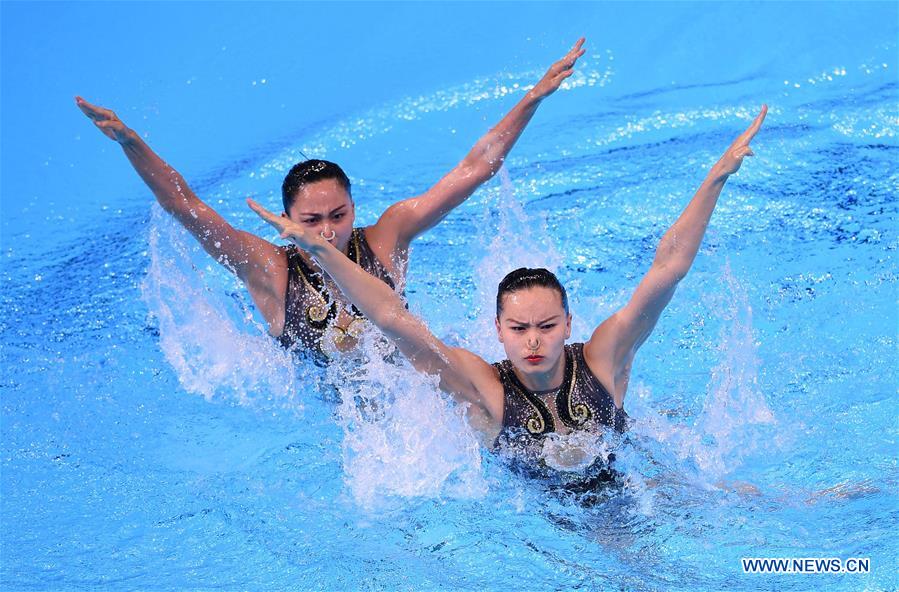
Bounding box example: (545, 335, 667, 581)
(540, 429, 615, 473)
(142, 204, 301, 408)
(330, 328, 486, 509)
(692, 262, 775, 476)
(628, 262, 776, 484)
(465, 166, 567, 359)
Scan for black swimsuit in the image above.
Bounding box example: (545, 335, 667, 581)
(494, 342, 628, 444)
(277, 227, 396, 358)
(493, 343, 628, 484)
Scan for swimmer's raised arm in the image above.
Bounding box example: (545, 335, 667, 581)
(371, 38, 587, 249)
(585, 105, 769, 407)
(248, 198, 504, 421)
(76, 97, 285, 320)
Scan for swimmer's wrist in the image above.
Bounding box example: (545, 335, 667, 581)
(523, 89, 545, 106)
(306, 240, 329, 258)
(709, 163, 730, 184)
(118, 128, 140, 147)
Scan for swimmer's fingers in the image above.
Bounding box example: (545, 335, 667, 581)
(247, 198, 286, 233)
(553, 37, 586, 75)
(717, 144, 755, 177)
(247, 198, 312, 245)
(75, 96, 116, 123)
(562, 37, 586, 69)
(734, 104, 768, 147)
(94, 120, 123, 141)
(532, 39, 586, 98)
(76, 96, 131, 142)
(732, 146, 754, 161)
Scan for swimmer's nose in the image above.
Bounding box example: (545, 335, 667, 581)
(319, 225, 337, 242)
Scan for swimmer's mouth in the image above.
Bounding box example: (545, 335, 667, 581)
(524, 355, 544, 364)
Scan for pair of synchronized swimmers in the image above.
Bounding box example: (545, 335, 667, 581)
(78, 39, 767, 474)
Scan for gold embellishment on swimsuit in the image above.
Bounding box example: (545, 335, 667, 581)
(294, 229, 364, 333)
(307, 303, 329, 323)
(297, 265, 333, 325)
(526, 414, 545, 435)
(325, 317, 367, 350)
(503, 361, 554, 435)
(566, 353, 592, 425)
(505, 345, 593, 436)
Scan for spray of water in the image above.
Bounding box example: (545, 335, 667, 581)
(624, 262, 776, 490)
(142, 204, 303, 409)
(693, 262, 776, 474)
(464, 167, 566, 359)
(327, 326, 486, 509)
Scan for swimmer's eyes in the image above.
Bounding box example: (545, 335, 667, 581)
(509, 323, 556, 332)
(301, 213, 345, 224)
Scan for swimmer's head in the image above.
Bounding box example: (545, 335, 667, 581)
(282, 160, 355, 252)
(495, 268, 572, 375)
(282, 159, 352, 213)
(496, 268, 569, 319)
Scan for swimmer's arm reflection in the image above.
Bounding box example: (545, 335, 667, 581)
(75, 97, 285, 325)
(582, 106, 769, 408)
(248, 198, 505, 430)
(372, 38, 588, 249)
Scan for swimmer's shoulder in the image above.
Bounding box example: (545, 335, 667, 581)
(358, 224, 405, 279)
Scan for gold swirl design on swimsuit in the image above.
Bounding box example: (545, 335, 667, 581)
(294, 230, 366, 342)
(307, 303, 329, 323)
(526, 413, 546, 435)
(296, 266, 333, 325)
(503, 361, 553, 435)
(565, 353, 592, 425)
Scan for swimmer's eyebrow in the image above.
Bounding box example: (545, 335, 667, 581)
(505, 315, 561, 326)
(299, 204, 348, 217)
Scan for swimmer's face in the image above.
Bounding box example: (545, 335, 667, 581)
(495, 286, 571, 376)
(285, 178, 355, 253)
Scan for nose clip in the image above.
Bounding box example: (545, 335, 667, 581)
(528, 337, 540, 351)
(320, 229, 337, 242)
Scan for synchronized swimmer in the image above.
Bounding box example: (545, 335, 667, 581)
(79, 36, 770, 478)
(77, 39, 587, 359)
(248, 106, 768, 467)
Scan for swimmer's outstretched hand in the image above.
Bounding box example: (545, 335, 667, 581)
(715, 105, 768, 177)
(75, 96, 136, 145)
(247, 198, 322, 251)
(528, 38, 587, 101)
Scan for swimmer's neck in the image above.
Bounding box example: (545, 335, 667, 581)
(512, 354, 566, 393)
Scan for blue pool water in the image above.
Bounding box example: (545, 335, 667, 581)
(2, 2, 897, 591)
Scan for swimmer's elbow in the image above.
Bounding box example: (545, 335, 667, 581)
(375, 303, 418, 338)
(459, 158, 498, 184)
(651, 260, 689, 285)
(668, 263, 690, 283)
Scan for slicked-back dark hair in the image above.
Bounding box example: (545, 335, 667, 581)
(281, 159, 352, 214)
(496, 267, 569, 318)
